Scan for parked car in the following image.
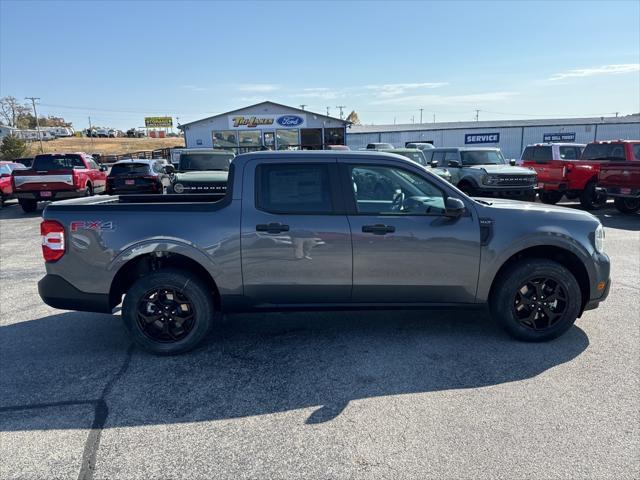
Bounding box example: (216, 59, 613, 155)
(0, 161, 28, 206)
(427, 147, 537, 200)
(38, 151, 610, 354)
(380, 148, 452, 183)
(108, 129, 118, 138)
(106, 159, 172, 195)
(168, 149, 235, 194)
(519, 143, 608, 208)
(405, 142, 435, 150)
(366, 143, 394, 150)
(95, 128, 109, 138)
(126, 128, 146, 138)
(597, 141, 640, 214)
(12, 152, 108, 213)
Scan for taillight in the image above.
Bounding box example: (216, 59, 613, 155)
(41, 220, 65, 262)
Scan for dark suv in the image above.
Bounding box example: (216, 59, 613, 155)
(106, 159, 172, 195)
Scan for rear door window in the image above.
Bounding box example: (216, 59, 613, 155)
(559, 146, 578, 160)
(257, 163, 333, 214)
(532, 146, 552, 163)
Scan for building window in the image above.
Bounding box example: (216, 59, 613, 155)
(276, 129, 299, 150)
(238, 131, 261, 149)
(324, 128, 345, 146)
(212, 131, 238, 149)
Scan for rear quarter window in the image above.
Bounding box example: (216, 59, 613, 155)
(532, 146, 552, 163)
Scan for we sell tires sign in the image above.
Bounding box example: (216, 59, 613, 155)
(465, 132, 500, 144)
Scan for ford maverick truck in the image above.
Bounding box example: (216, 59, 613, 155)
(38, 151, 610, 354)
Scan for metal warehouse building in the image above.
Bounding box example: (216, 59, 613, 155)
(347, 115, 640, 159)
(179, 101, 349, 152)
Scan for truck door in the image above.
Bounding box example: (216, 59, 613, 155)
(342, 160, 481, 304)
(240, 159, 352, 304)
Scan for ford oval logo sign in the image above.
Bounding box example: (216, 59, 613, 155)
(277, 115, 304, 127)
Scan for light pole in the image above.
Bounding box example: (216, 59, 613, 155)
(25, 97, 44, 153)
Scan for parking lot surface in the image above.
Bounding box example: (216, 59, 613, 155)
(1, 199, 638, 480)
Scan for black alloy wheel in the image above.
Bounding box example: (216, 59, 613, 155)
(136, 288, 196, 343)
(512, 277, 567, 331)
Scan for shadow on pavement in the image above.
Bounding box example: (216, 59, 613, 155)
(0, 309, 589, 430)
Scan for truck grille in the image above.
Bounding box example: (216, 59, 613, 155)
(494, 175, 535, 186)
(181, 183, 226, 193)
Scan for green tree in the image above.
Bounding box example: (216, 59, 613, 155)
(0, 135, 28, 160)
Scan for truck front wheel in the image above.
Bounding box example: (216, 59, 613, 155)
(19, 198, 38, 213)
(580, 181, 607, 210)
(539, 191, 562, 204)
(614, 197, 640, 214)
(122, 269, 215, 355)
(490, 259, 581, 342)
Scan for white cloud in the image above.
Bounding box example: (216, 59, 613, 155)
(364, 82, 449, 97)
(236, 83, 280, 92)
(181, 84, 207, 92)
(370, 91, 518, 106)
(549, 63, 640, 81)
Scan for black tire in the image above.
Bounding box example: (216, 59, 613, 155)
(580, 181, 606, 210)
(490, 259, 582, 342)
(539, 191, 562, 205)
(84, 184, 93, 197)
(458, 182, 476, 197)
(522, 191, 537, 202)
(122, 269, 215, 355)
(614, 196, 640, 214)
(19, 198, 37, 213)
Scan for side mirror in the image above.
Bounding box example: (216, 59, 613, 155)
(509, 159, 517, 166)
(430, 160, 439, 168)
(164, 164, 175, 174)
(448, 159, 461, 168)
(444, 197, 466, 218)
(99, 165, 108, 172)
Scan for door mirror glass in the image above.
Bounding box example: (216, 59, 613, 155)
(164, 164, 175, 174)
(99, 165, 108, 172)
(430, 160, 439, 168)
(509, 159, 517, 166)
(444, 197, 466, 218)
(448, 159, 461, 168)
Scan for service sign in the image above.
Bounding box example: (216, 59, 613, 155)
(543, 132, 576, 142)
(228, 114, 306, 129)
(465, 132, 500, 144)
(145, 117, 173, 128)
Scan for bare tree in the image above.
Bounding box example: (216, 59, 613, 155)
(0, 96, 31, 128)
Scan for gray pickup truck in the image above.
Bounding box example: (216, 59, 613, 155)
(38, 151, 610, 354)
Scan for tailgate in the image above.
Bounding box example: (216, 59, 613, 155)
(12, 169, 75, 191)
(599, 162, 640, 189)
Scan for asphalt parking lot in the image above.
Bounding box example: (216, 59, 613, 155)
(1, 198, 638, 480)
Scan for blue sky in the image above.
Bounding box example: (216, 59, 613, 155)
(1, 0, 639, 130)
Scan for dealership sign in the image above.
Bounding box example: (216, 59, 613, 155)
(228, 114, 306, 129)
(543, 132, 576, 142)
(144, 116, 173, 128)
(465, 132, 500, 144)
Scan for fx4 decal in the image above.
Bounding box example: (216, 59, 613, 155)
(70, 220, 115, 232)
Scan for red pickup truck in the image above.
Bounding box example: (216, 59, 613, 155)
(598, 141, 640, 214)
(521, 142, 609, 209)
(12, 152, 107, 213)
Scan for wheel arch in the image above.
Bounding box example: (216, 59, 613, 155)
(488, 245, 590, 312)
(108, 251, 221, 312)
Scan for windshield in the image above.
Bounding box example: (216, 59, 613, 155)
(460, 150, 506, 166)
(396, 151, 427, 165)
(582, 143, 627, 161)
(179, 153, 233, 171)
(110, 163, 150, 176)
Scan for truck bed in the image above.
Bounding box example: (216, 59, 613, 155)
(44, 193, 228, 211)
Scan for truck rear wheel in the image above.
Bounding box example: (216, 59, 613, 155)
(490, 259, 581, 342)
(580, 181, 607, 210)
(122, 269, 215, 355)
(614, 197, 640, 214)
(19, 199, 38, 213)
(539, 191, 562, 205)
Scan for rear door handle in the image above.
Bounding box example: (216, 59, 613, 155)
(256, 222, 290, 234)
(362, 224, 395, 235)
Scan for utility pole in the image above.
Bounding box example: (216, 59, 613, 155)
(411, 115, 415, 124)
(326, 106, 331, 117)
(335, 105, 346, 119)
(474, 109, 480, 122)
(615, 112, 619, 117)
(88, 116, 94, 150)
(25, 97, 44, 153)
(299, 104, 307, 111)
(419, 108, 423, 124)
(433, 114, 436, 123)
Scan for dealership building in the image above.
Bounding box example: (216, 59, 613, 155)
(347, 115, 640, 159)
(179, 101, 350, 152)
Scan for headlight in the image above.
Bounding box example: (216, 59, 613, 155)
(594, 224, 605, 253)
(173, 183, 184, 193)
(482, 174, 498, 185)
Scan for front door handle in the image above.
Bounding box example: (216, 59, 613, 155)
(362, 224, 395, 235)
(256, 222, 290, 234)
